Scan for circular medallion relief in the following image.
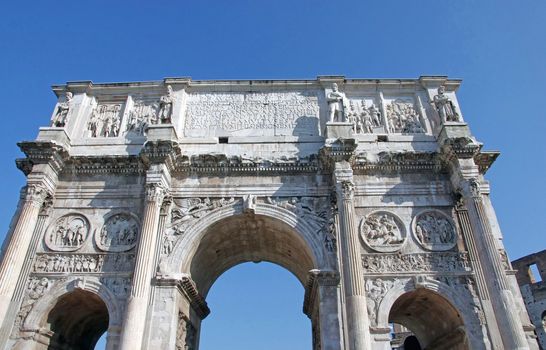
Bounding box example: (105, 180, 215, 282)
(412, 210, 457, 251)
(96, 213, 140, 252)
(359, 211, 406, 252)
(45, 214, 90, 252)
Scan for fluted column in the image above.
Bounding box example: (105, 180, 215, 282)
(460, 178, 529, 349)
(119, 182, 167, 350)
(0, 184, 50, 326)
(334, 162, 371, 350)
(454, 195, 502, 349)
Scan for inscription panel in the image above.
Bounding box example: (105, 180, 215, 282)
(184, 91, 320, 137)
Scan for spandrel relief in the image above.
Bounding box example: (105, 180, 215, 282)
(45, 214, 90, 252)
(184, 91, 320, 137)
(412, 210, 457, 251)
(161, 197, 238, 257)
(96, 213, 139, 252)
(359, 211, 406, 252)
(87, 103, 123, 138)
(385, 98, 424, 134)
(345, 98, 384, 134)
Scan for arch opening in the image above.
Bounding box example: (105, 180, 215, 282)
(199, 262, 312, 350)
(42, 289, 109, 350)
(189, 213, 317, 297)
(388, 288, 468, 350)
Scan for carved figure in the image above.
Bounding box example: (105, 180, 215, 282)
(386, 100, 424, 133)
(431, 86, 460, 122)
(327, 83, 346, 122)
(127, 101, 158, 135)
(414, 211, 457, 250)
(97, 214, 139, 252)
(45, 215, 89, 251)
(362, 252, 470, 273)
(360, 212, 404, 252)
(366, 278, 393, 325)
(52, 92, 73, 127)
(88, 104, 122, 137)
(158, 85, 174, 124)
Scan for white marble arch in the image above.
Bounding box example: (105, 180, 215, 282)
(19, 277, 122, 350)
(375, 277, 488, 350)
(165, 201, 335, 291)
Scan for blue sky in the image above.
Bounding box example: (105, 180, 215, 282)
(1, 1, 545, 349)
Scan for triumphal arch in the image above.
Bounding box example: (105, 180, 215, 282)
(0, 76, 539, 349)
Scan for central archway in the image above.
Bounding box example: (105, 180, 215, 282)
(161, 202, 339, 350)
(190, 213, 316, 297)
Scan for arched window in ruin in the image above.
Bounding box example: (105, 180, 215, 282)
(388, 288, 468, 350)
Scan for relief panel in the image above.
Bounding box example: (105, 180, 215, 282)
(44, 214, 90, 252)
(412, 210, 457, 251)
(96, 213, 140, 252)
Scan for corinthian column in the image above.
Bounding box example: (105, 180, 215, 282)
(119, 182, 167, 350)
(459, 178, 529, 349)
(0, 184, 50, 325)
(334, 162, 371, 350)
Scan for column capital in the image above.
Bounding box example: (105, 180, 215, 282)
(145, 183, 168, 203)
(23, 184, 52, 207)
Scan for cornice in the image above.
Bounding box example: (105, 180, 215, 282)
(63, 155, 145, 175)
(352, 151, 444, 174)
(473, 150, 500, 175)
(16, 141, 69, 175)
(173, 153, 320, 175)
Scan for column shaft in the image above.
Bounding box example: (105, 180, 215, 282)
(119, 183, 165, 350)
(455, 201, 503, 348)
(0, 185, 47, 326)
(336, 180, 371, 350)
(463, 182, 528, 349)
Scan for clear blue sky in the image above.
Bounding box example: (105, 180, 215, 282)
(1, 1, 545, 349)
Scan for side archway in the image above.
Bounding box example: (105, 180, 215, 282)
(17, 277, 122, 350)
(376, 278, 486, 350)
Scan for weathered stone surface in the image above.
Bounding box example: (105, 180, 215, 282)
(0, 76, 538, 350)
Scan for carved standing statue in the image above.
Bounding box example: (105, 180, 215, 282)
(158, 85, 174, 124)
(52, 91, 73, 127)
(431, 85, 460, 122)
(327, 83, 346, 122)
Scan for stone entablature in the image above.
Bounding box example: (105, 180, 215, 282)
(0, 75, 539, 350)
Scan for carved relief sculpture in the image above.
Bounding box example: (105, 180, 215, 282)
(431, 86, 460, 122)
(96, 213, 139, 252)
(386, 99, 424, 133)
(158, 85, 174, 124)
(362, 252, 470, 273)
(127, 100, 159, 136)
(327, 83, 346, 122)
(33, 253, 135, 273)
(346, 99, 383, 134)
(13, 277, 51, 332)
(366, 278, 394, 325)
(45, 214, 90, 252)
(88, 103, 122, 138)
(52, 91, 73, 127)
(359, 212, 405, 252)
(412, 210, 457, 251)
